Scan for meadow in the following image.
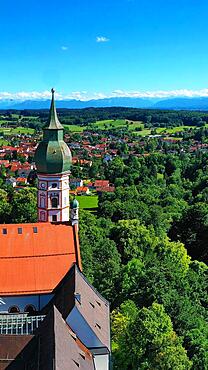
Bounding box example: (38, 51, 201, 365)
(64, 119, 199, 136)
(0, 127, 35, 135)
(64, 119, 143, 133)
(77, 195, 98, 210)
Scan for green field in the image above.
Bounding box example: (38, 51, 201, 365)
(64, 120, 194, 136)
(156, 126, 194, 134)
(133, 124, 199, 137)
(93, 119, 126, 129)
(64, 119, 143, 133)
(77, 195, 98, 209)
(93, 119, 144, 130)
(64, 125, 85, 133)
(0, 127, 35, 135)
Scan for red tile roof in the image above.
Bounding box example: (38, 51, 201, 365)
(0, 160, 9, 165)
(0, 222, 81, 295)
(76, 186, 89, 193)
(16, 177, 27, 183)
(96, 186, 115, 193)
(94, 180, 109, 188)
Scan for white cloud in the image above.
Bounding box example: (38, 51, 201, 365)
(96, 36, 110, 43)
(61, 46, 68, 51)
(111, 89, 208, 99)
(1, 88, 208, 102)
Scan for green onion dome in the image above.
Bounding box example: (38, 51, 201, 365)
(70, 198, 79, 209)
(34, 88, 72, 174)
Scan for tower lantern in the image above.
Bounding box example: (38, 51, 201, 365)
(34, 88, 72, 223)
(70, 197, 79, 226)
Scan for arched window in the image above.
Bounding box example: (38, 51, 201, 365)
(8, 306, 20, 314)
(40, 196, 46, 208)
(24, 305, 36, 315)
(51, 197, 58, 208)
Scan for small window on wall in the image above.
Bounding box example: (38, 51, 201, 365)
(8, 306, 20, 314)
(40, 196, 46, 208)
(40, 211, 46, 221)
(52, 183, 57, 188)
(25, 305, 36, 315)
(51, 197, 58, 208)
(52, 215, 57, 222)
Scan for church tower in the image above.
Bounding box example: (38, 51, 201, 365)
(34, 89, 72, 222)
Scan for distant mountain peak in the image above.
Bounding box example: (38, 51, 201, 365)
(1, 96, 208, 110)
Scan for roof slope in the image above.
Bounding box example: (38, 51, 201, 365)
(0, 335, 34, 369)
(0, 223, 80, 295)
(46, 265, 110, 353)
(70, 266, 110, 352)
(53, 306, 95, 370)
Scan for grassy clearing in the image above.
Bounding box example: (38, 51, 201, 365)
(156, 126, 194, 134)
(11, 114, 38, 120)
(11, 114, 20, 119)
(93, 119, 144, 131)
(93, 119, 126, 129)
(77, 195, 98, 209)
(0, 127, 35, 135)
(133, 128, 151, 136)
(64, 119, 144, 133)
(64, 125, 84, 133)
(165, 136, 183, 141)
(133, 125, 198, 137)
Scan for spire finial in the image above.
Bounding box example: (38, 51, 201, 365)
(46, 88, 63, 130)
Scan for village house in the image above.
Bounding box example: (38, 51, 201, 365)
(5, 177, 17, 187)
(76, 186, 90, 195)
(70, 178, 84, 188)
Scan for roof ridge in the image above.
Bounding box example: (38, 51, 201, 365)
(0, 252, 75, 259)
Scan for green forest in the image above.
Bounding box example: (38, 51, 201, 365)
(78, 151, 208, 369)
(0, 107, 208, 369)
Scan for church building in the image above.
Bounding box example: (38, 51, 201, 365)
(0, 90, 110, 370)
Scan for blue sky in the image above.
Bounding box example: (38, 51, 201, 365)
(1, 0, 208, 100)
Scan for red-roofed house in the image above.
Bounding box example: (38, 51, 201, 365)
(16, 177, 28, 185)
(94, 180, 110, 188)
(76, 186, 90, 195)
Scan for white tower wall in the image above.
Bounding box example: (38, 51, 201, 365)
(37, 173, 70, 222)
